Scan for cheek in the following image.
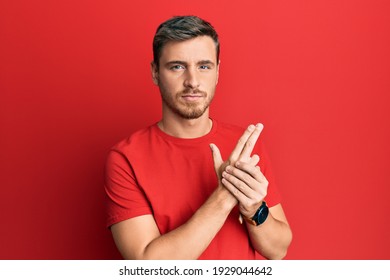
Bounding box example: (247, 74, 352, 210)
(206, 72, 219, 86)
(159, 74, 183, 90)
(206, 76, 218, 91)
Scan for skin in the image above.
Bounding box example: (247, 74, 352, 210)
(151, 36, 219, 138)
(111, 36, 292, 259)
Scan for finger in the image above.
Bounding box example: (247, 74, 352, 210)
(225, 165, 259, 191)
(221, 177, 252, 202)
(222, 170, 258, 198)
(235, 161, 268, 184)
(239, 123, 263, 162)
(222, 176, 265, 217)
(228, 124, 256, 164)
(249, 154, 260, 166)
(222, 170, 267, 209)
(221, 176, 261, 215)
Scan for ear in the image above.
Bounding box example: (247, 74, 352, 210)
(216, 60, 221, 85)
(151, 61, 159, 85)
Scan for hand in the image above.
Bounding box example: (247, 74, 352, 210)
(210, 123, 264, 204)
(222, 159, 268, 220)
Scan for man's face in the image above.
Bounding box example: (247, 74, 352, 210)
(152, 36, 219, 119)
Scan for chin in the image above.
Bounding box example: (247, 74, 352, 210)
(177, 107, 208, 120)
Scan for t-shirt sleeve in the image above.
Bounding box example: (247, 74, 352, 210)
(104, 149, 152, 228)
(256, 142, 282, 208)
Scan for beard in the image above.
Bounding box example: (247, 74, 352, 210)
(160, 87, 215, 120)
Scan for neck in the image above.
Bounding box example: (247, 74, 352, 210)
(158, 112, 212, 139)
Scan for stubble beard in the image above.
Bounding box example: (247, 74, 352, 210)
(160, 87, 215, 120)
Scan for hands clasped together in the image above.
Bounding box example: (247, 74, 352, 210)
(210, 123, 268, 221)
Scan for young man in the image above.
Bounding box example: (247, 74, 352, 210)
(105, 16, 292, 259)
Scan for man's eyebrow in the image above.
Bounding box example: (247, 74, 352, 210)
(165, 60, 188, 66)
(197, 60, 215, 66)
(164, 60, 216, 66)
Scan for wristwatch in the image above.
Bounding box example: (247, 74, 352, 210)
(243, 201, 269, 226)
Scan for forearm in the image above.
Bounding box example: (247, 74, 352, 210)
(141, 186, 236, 259)
(246, 212, 292, 260)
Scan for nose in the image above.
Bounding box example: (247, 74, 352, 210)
(183, 67, 200, 89)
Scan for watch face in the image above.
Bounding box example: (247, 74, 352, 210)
(255, 203, 269, 225)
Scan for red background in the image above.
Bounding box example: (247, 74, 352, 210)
(1, 0, 389, 259)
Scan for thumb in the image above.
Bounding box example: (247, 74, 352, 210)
(210, 143, 223, 171)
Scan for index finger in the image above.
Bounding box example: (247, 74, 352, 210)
(229, 123, 263, 163)
(228, 124, 255, 163)
(239, 123, 263, 162)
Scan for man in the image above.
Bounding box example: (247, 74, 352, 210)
(105, 15, 292, 259)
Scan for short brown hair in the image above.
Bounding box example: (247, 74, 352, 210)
(153, 15, 220, 67)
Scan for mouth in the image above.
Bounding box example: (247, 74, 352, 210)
(181, 93, 205, 102)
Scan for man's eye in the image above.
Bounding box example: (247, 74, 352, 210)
(171, 65, 185, 70)
(199, 65, 211, 70)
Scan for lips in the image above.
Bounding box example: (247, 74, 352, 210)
(182, 94, 203, 98)
(180, 90, 206, 101)
(181, 95, 204, 101)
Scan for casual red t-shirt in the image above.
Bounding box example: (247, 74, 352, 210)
(105, 119, 281, 259)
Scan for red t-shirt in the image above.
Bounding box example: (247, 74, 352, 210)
(105, 120, 281, 259)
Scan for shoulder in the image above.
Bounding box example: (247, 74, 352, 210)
(110, 124, 156, 155)
(105, 124, 159, 176)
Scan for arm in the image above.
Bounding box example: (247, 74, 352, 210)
(221, 156, 293, 259)
(111, 184, 236, 259)
(246, 203, 292, 259)
(110, 124, 261, 259)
